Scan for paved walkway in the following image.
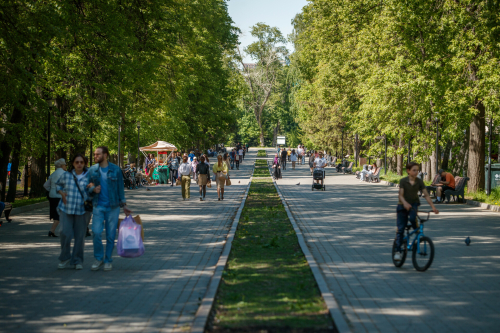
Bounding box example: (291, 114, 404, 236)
(0, 150, 255, 332)
(270, 149, 500, 333)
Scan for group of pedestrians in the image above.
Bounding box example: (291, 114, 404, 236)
(46, 147, 131, 271)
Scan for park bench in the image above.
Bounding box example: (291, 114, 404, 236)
(426, 174, 441, 197)
(369, 167, 381, 183)
(444, 177, 469, 203)
(342, 162, 354, 174)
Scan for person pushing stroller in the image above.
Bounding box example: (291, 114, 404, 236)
(272, 153, 282, 180)
(313, 152, 327, 187)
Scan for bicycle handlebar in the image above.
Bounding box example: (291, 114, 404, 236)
(409, 209, 433, 222)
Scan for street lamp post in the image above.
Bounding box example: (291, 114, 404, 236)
(487, 117, 493, 196)
(341, 127, 344, 162)
(117, 121, 121, 167)
(435, 115, 439, 175)
(46, 99, 54, 179)
(137, 122, 141, 167)
(368, 139, 371, 165)
(407, 119, 411, 164)
(385, 135, 387, 175)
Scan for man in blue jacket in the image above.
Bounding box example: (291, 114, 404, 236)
(87, 146, 132, 271)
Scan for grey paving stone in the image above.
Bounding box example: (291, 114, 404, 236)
(0, 150, 255, 332)
(272, 148, 500, 333)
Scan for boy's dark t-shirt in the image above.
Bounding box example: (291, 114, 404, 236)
(399, 176, 426, 205)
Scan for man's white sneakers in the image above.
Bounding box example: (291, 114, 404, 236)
(393, 252, 402, 261)
(104, 263, 112, 271)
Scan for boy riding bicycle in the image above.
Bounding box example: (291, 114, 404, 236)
(394, 162, 439, 261)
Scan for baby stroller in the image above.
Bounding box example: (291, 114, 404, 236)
(312, 168, 325, 191)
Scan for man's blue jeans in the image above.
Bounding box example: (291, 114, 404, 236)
(230, 158, 235, 169)
(395, 203, 419, 252)
(92, 205, 120, 263)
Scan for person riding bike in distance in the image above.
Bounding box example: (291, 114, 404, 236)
(394, 162, 439, 261)
(313, 152, 327, 186)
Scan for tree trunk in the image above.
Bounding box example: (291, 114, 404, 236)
(22, 163, 29, 196)
(30, 154, 46, 198)
(259, 129, 265, 147)
(0, 105, 24, 201)
(467, 102, 486, 192)
(441, 141, 452, 171)
(430, 149, 438, 181)
(6, 140, 22, 202)
(425, 157, 432, 181)
(397, 138, 403, 176)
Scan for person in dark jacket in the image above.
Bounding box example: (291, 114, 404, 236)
(196, 155, 211, 201)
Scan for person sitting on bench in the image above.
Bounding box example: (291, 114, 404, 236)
(434, 169, 455, 203)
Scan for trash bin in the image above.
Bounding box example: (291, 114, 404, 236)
(485, 163, 500, 191)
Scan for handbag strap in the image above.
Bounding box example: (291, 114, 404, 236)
(72, 174, 86, 201)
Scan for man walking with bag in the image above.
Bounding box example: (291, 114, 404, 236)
(87, 146, 132, 271)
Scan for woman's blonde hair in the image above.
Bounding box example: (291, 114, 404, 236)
(217, 154, 222, 167)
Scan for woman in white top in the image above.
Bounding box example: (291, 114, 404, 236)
(45, 158, 66, 237)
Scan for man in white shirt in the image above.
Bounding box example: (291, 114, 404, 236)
(238, 148, 244, 163)
(297, 145, 304, 165)
(313, 152, 327, 186)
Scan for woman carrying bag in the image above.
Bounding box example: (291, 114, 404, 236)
(55, 154, 92, 270)
(196, 155, 211, 201)
(213, 155, 228, 201)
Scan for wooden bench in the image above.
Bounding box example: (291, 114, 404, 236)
(444, 177, 469, 203)
(369, 167, 381, 183)
(342, 162, 354, 174)
(426, 174, 441, 197)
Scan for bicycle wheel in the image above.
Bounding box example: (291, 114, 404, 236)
(392, 239, 407, 267)
(412, 236, 434, 271)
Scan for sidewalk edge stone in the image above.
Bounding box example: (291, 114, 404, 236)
(190, 171, 254, 333)
(272, 180, 352, 333)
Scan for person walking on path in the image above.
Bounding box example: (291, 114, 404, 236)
(45, 158, 66, 237)
(290, 149, 298, 169)
(234, 150, 240, 170)
(169, 154, 179, 186)
(394, 162, 439, 261)
(87, 146, 132, 272)
(238, 147, 244, 163)
(196, 155, 211, 201)
(188, 151, 195, 162)
(191, 157, 199, 182)
(178, 155, 193, 200)
(309, 150, 316, 175)
(297, 144, 304, 165)
(213, 155, 228, 201)
(55, 154, 91, 270)
(313, 152, 327, 186)
(280, 148, 287, 170)
(229, 148, 236, 170)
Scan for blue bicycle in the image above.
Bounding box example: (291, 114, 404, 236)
(392, 210, 435, 271)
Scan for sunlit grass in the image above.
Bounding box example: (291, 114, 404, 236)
(257, 150, 267, 157)
(212, 176, 333, 331)
(465, 187, 500, 206)
(11, 196, 47, 208)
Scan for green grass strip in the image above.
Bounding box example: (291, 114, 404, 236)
(257, 150, 267, 157)
(210, 168, 334, 332)
(11, 196, 47, 208)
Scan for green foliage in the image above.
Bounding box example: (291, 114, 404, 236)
(256, 150, 267, 157)
(0, 0, 240, 163)
(290, 0, 500, 189)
